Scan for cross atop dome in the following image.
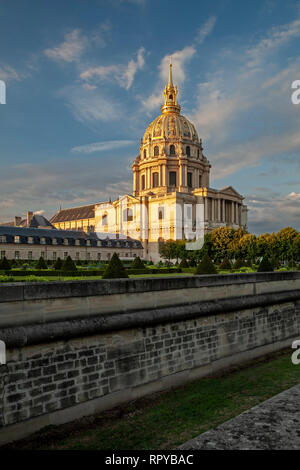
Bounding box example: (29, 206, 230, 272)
(161, 57, 181, 115)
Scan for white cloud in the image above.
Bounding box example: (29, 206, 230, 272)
(71, 140, 135, 154)
(142, 46, 196, 112)
(80, 47, 145, 90)
(196, 16, 217, 44)
(0, 65, 20, 81)
(44, 29, 88, 62)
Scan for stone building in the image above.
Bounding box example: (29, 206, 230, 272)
(0, 224, 142, 262)
(50, 61, 248, 262)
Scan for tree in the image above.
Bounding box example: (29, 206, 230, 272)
(35, 256, 47, 269)
(195, 254, 217, 275)
(209, 227, 235, 262)
(219, 258, 232, 270)
(102, 252, 128, 279)
(257, 256, 274, 272)
(131, 256, 145, 269)
(179, 257, 189, 268)
(53, 257, 63, 270)
(232, 258, 246, 269)
(62, 256, 77, 272)
(0, 256, 11, 270)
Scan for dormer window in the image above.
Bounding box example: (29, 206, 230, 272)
(86, 240, 91, 246)
(40, 237, 46, 244)
(75, 239, 80, 246)
(14, 236, 20, 244)
(97, 240, 102, 247)
(170, 145, 175, 155)
(0, 236, 6, 243)
(28, 236, 34, 244)
(64, 238, 69, 246)
(52, 238, 57, 245)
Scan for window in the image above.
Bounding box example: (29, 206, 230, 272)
(102, 213, 108, 225)
(169, 171, 177, 186)
(1, 251, 5, 259)
(169, 94, 173, 100)
(107, 253, 111, 260)
(14, 236, 20, 244)
(76, 252, 80, 261)
(133, 253, 136, 257)
(158, 207, 164, 220)
(28, 251, 33, 260)
(141, 174, 146, 190)
(64, 252, 68, 260)
(186, 146, 190, 156)
(86, 240, 91, 246)
(97, 253, 101, 260)
(28, 237, 33, 244)
(52, 252, 57, 261)
(197, 149, 200, 159)
(40, 237, 46, 244)
(143, 149, 147, 158)
(52, 238, 57, 245)
(0, 236, 6, 243)
(187, 172, 193, 188)
(75, 239, 80, 246)
(170, 144, 175, 155)
(199, 174, 202, 187)
(15, 251, 20, 260)
(125, 253, 128, 257)
(97, 240, 102, 247)
(154, 146, 159, 156)
(64, 238, 68, 246)
(152, 172, 159, 188)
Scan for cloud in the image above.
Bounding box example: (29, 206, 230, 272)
(71, 140, 135, 154)
(0, 65, 20, 81)
(58, 85, 122, 123)
(142, 46, 196, 111)
(247, 191, 300, 233)
(44, 29, 88, 62)
(80, 47, 145, 90)
(196, 16, 217, 44)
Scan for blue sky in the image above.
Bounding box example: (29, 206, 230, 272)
(0, 0, 300, 233)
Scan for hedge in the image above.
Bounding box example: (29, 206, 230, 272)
(0, 267, 182, 277)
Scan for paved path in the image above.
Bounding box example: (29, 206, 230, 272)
(179, 384, 300, 450)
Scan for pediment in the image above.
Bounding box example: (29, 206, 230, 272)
(219, 186, 243, 198)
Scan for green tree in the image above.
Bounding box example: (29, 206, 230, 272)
(131, 256, 145, 269)
(62, 256, 77, 272)
(257, 256, 274, 272)
(102, 253, 128, 279)
(0, 256, 11, 270)
(35, 256, 47, 269)
(195, 254, 217, 275)
(53, 257, 63, 270)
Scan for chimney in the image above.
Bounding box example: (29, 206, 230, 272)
(14, 216, 22, 226)
(27, 211, 33, 226)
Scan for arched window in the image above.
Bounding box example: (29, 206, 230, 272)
(154, 146, 159, 156)
(143, 149, 147, 159)
(169, 94, 173, 100)
(170, 144, 175, 155)
(141, 174, 145, 190)
(197, 149, 200, 159)
(199, 174, 202, 187)
(169, 172, 177, 186)
(186, 146, 190, 156)
(152, 172, 159, 188)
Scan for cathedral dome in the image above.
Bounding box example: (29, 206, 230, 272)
(142, 113, 199, 143)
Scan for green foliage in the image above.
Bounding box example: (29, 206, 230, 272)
(257, 256, 274, 272)
(219, 258, 232, 270)
(53, 257, 63, 270)
(62, 256, 77, 272)
(130, 256, 145, 269)
(102, 252, 128, 279)
(35, 256, 47, 270)
(0, 256, 11, 270)
(232, 258, 246, 269)
(195, 254, 217, 275)
(179, 257, 189, 268)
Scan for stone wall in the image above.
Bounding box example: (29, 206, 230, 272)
(0, 272, 300, 445)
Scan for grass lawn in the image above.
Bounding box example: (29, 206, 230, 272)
(0, 272, 192, 282)
(5, 349, 300, 450)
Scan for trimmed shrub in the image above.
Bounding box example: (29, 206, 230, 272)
(195, 254, 217, 275)
(62, 256, 77, 272)
(0, 256, 11, 271)
(179, 257, 189, 268)
(102, 252, 128, 279)
(35, 256, 47, 270)
(232, 258, 246, 269)
(130, 256, 145, 269)
(257, 256, 274, 272)
(270, 257, 280, 269)
(53, 257, 63, 270)
(219, 258, 232, 270)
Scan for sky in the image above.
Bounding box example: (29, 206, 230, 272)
(0, 0, 300, 234)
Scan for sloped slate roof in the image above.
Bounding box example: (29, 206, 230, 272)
(50, 204, 96, 223)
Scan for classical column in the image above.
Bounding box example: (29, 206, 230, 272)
(231, 201, 235, 224)
(211, 199, 214, 221)
(204, 198, 208, 221)
(218, 199, 221, 221)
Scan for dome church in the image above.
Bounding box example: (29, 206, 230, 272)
(51, 61, 248, 262)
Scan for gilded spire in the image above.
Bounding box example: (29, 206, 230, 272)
(161, 57, 181, 115)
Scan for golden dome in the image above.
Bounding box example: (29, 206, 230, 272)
(143, 113, 199, 143)
(142, 58, 199, 144)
